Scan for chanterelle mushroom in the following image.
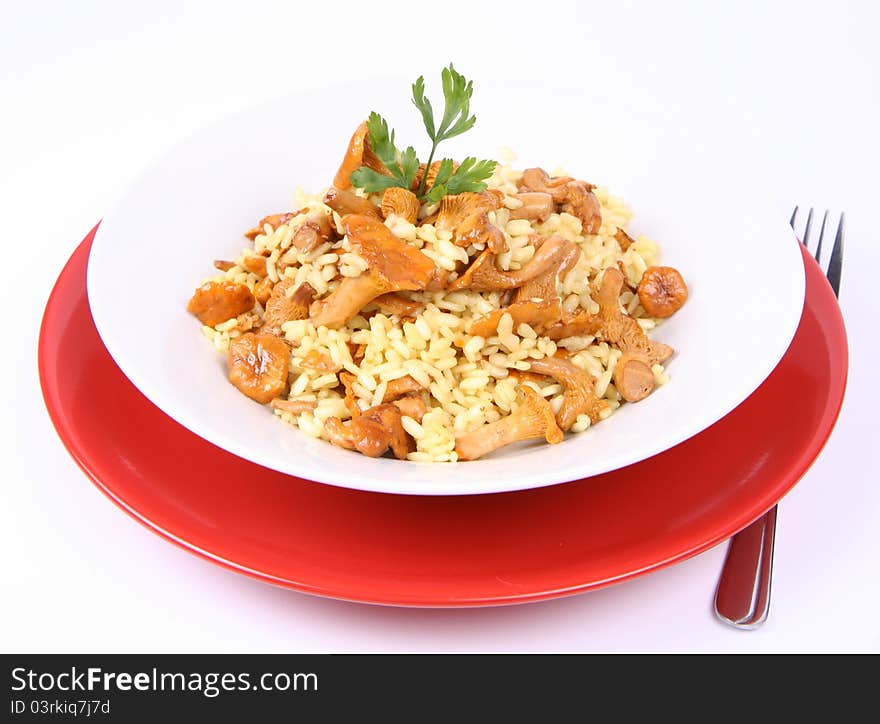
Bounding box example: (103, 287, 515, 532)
(612, 352, 655, 403)
(244, 212, 296, 241)
(323, 188, 383, 220)
(263, 280, 316, 335)
(518, 168, 601, 234)
(254, 276, 274, 306)
(508, 192, 554, 222)
(435, 191, 506, 253)
(454, 211, 507, 253)
(187, 281, 255, 326)
(447, 234, 573, 292)
(445, 249, 512, 292)
(468, 300, 561, 339)
(276, 213, 336, 271)
(384, 375, 425, 401)
(542, 310, 602, 340)
(324, 403, 412, 459)
(527, 356, 607, 430)
(519, 168, 573, 202)
(297, 349, 341, 374)
(338, 372, 424, 413)
(227, 332, 290, 404)
(338, 371, 360, 417)
(637, 266, 688, 318)
(437, 191, 503, 227)
(513, 237, 580, 304)
(596, 266, 673, 402)
(381, 187, 420, 224)
(372, 292, 424, 318)
(392, 395, 427, 422)
(596, 267, 673, 365)
(289, 210, 336, 255)
(467, 237, 581, 336)
(239, 251, 269, 277)
(426, 266, 452, 292)
(271, 398, 317, 415)
(561, 180, 602, 235)
(454, 386, 563, 461)
(615, 228, 635, 251)
(333, 121, 391, 190)
(309, 215, 435, 329)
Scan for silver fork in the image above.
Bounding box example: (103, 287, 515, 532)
(713, 207, 845, 629)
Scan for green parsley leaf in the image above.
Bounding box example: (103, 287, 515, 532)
(350, 65, 496, 204)
(420, 159, 456, 204)
(364, 112, 400, 174)
(432, 158, 456, 187)
(399, 146, 420, 188)
(422, 183, 447, 205)
(349, 167, 405, 193)
(437, 64, 475, 140)
(445, 157, 497, 195)
(411, 64, 485, 196)
(353, 113, 421, 191)
(411, 76, 435, 141)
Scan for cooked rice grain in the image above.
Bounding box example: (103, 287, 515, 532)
(199, 159, 673, 461)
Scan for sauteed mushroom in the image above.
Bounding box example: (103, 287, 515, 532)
(270, 399, 317, 415)
(188, 281, 255, 326)
(381, 187, 420, 224)
(454, 386, 563, 460)
(309, 215, 435, 329)
(518, 168, 573, 202)
(323, 188, 383, 220)
(508, 192, 554, 222)
(596, 266, 673, 402)
(637, 266, 688, 318)
(324, 403, 413, 459)
(436, 191, 507, 253)
(333, 121, 391, 190)
(527, 356, 607, 430)
(447, 235, 574, 292)
(244, 212, 296, 241)
(561, 180, 602, 235)
(263, 280, 316, 335)
(227, 332, 290, 404)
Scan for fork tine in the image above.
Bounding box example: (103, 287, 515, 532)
(789, 206, 799, 230)
(826, 213, 845, 299)
(814, 210, 829, 263)
(802, 207, 814, 250)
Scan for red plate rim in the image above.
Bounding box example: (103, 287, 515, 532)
(38, 225, 849, 606)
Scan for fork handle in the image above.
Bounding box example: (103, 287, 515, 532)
(714, 505, 777, 628)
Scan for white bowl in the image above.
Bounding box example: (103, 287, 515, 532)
(87, 81, 805, 495)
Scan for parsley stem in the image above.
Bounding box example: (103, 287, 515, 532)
(418, 141, 439, 198)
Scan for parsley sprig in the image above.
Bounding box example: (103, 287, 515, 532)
(348, 64, 497, 205)
(349, 113, 420, 192)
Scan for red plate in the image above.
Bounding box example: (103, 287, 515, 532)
(39, 227, 848, 606)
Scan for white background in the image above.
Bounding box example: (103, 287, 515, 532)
(2, 0, 877, 652)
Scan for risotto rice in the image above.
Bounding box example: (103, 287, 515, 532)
(191, 151, 685, 462)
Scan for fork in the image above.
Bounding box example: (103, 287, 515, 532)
(713, 207, 845, 629)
